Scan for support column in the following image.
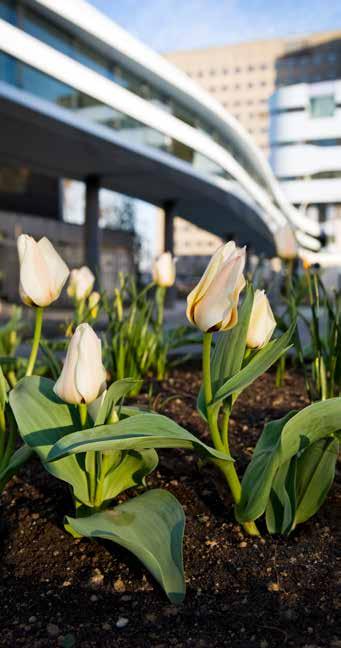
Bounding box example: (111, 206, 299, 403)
(162, 200, 177, 306)
(85, 175, 101, 283)
(163, 199, 176, 255)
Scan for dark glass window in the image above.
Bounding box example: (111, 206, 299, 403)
(21, 64, 77, 108)
(0, 0, 16, 24)
(23, 8, 73, 57)
(0, 50, 16, 83)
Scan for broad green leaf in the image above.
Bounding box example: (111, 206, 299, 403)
(9, 376, 90, 506)
(101, 448, 158, 502)
(94, 379, 143, 425)
(265, 456, 298, 534)
(66, 489, 185, 604)
(47, 412, 231, 463)
(211, 284, 254, 394)
(237, 398, 341, 529)
(294, 436, 339, 526)
(236, 412, 296, 523)
(0, 443, 33, 492)
(212, 321, 296, 405)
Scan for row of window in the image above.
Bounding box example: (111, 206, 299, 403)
(187, 63, 269, 78)
(280, 171, 341, 181)
(208, 80, 270, 93)
(277, 51, 338, 67)
(273, 138, 341, 147)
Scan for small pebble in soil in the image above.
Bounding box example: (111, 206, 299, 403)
(239, 541, 247, 548)
(116, 617, 129, 629)
(47, 623, 60, 637)
(28, 616, 37, 624)
(114, 578, 126, 592)
(267, 581, 280, 592)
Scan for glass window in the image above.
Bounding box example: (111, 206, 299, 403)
(0, 0, 16, 24)
(21, 65, 78, 108)
(309, 95, 335, 118)
(75, 42, 111, 78)
(0, 50, 16, 84)
(23, 8, 74, 57)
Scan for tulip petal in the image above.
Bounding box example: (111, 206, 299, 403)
(54, 327, 83, 404)
(186, 243, 236, 325)
(193, 252, 245, 332)
(247, 290, 277, 349)
(75, 324, 106, 404)
(38, 237, 69, 301)
(18, 236, 54, 308)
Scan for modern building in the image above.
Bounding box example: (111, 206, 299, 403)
(270, 38, 341, 265)
(0, 0, 326, 295)
(166, 30, 341, 266)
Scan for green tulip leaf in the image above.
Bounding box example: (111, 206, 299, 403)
(66, 488, 186, 604)
(94, 379, 143, 425)
(211, 283, 254, 394)
(212, 321, 295, 405)
(265, 434, 339, 535)
(101, 448, 159, 503)
(237, 398, 341, 531)
(47, 412, 231, 463)
(9, 376, 90, 506)
(0, 443, 33, 492)
(0, 364, 9, 410)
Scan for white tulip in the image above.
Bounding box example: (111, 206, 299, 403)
(186, 241, 246, 332)
(274, 225, 297, 260)
(54, 323, 106, 405)
(68, 266, 95, 301)
(17, 235, 69, 307)
(246, 289, 276, 349)
(152, 252, 176, 288)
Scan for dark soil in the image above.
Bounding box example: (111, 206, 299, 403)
(0, 369, 340, 648)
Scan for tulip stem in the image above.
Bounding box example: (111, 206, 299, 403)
(202, 332, 260, 536)
(78, 404, 88, 428)
(26, 307, 44, 377)
(156, 286, 166, 330)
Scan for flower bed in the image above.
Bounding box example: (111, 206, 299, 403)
(1, 369, 338, 648)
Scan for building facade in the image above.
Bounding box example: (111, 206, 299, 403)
(0, 0, 326, 290)
(166, 30, 341, 266)
(270, 36, 341, 264)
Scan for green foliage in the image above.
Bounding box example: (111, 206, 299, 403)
(66, 489, 185, 604)
(10, 374, 229, 601)
(277, 265, 341, 400)
(236, 399, 341, 534)
(103, 274, 197, 393)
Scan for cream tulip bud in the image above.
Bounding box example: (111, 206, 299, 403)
(186, 241, 246, 332)
(54, 323, 106, 405)
(17, 235, 69, 308)
(88, 291, 100, 319)
(246, 289, 276, 349)
(274, 225, 297, 260)
(67, 266, 95, 301)
(152, 252, 176, 288)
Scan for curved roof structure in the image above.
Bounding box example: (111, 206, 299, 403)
(0, 0, 324, 256)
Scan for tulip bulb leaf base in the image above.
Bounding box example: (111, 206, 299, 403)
(66, 489, 186, 605)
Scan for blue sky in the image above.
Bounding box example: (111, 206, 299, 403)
(89, 0, 341, 52)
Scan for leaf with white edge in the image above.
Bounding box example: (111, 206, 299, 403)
(9, 376, 90, 506)
(212, 322, 295, 406)
(66, 489, 186, 604)
(0, 444, 33, 492)
(47, 413, 231, 463)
